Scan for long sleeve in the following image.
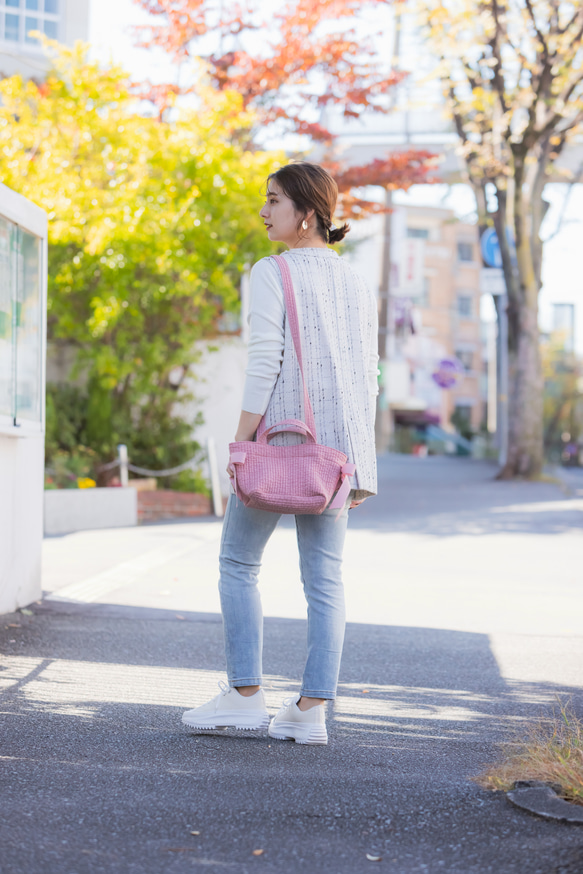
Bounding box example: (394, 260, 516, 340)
(241, 258, 285, 415)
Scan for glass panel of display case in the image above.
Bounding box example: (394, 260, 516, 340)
(0, 217, 15, 419)
(15, 229, 42, 423)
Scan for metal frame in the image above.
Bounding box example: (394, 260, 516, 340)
(0, 182, 47, 437)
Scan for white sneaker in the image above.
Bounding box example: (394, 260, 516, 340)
(182, 682, 269, 731)
(268, 695, 328, 745)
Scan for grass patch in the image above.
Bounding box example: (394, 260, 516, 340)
(475, 701, 583, 806)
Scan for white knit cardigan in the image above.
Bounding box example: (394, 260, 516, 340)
(242, 247, 379, 498)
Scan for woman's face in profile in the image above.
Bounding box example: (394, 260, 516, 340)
(259, 181, 302, 247)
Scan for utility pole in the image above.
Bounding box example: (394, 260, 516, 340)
(376, 188, 393, 452)
(378, 188, 393, 361)
(497, 293, 509, 467)
(375, 9, 402, 452)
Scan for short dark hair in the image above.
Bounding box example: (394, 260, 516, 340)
(267, 162, 350, 245)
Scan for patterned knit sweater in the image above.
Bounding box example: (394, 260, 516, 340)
(242, 247, 379, 498)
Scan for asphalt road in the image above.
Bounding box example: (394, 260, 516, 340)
(1, 455, 582, 873)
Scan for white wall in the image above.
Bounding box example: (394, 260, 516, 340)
(44, 487, 137, 537)
(181, 338, 248, 497)
(0, 434, 44, 613)
(62, 0, 90, 44)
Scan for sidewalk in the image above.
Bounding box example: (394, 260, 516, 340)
(1, 455, 582, 873)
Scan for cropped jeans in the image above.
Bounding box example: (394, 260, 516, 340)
(218, 494, 350, 700)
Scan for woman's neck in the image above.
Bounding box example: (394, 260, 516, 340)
(287, 239, 328, 250)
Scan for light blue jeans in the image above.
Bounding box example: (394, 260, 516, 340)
(218, 494, 350, 700)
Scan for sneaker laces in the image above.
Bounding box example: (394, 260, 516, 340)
(276, 695, 299, 714)
(218, 680, 230, 697)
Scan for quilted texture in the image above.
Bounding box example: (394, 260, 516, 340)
(229, 439, 348, 514)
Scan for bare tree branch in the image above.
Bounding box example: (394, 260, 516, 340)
(524, 0, 549, 55)
(558, 3, 582, 35)
(489, 0, 509, 114)
(543, 160, 583, 243)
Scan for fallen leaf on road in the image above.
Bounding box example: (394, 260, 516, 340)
(7, 624, 20, 628)
(175, 615, 185, 620)
(190, 831, 200, 836)
(252, 849, 264, 856)
(20, 609, 33, 616)
(366, 854, 382, 862)
(362, 689, 370, 694)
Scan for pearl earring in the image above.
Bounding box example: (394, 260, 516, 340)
(302, 220, 308, 231)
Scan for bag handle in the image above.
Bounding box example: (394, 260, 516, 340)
(257, 418, 317, 445)
(256, 254, 317, 441)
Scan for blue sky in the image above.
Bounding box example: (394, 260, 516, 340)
(89, 0, 583, 353)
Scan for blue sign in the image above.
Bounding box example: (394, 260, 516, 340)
(481, 227, 516, 268)
(480, 228, 502, 268)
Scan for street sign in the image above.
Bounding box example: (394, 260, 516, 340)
(480, 228, 502, 268)
(432, 357, 464, 389)
(480, 268, 506, 296)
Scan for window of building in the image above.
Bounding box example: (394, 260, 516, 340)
(455, 349, 474, 372)
(4, 12, 19, 39)
(457, 241, 474, 262)
(457, 294, 473, 319)
(0, 0, 58, 45)
(407, 227, 430, 239)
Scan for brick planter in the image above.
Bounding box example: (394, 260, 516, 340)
(137, 490, 213, 523)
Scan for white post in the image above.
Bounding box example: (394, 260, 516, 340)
(207, 436, 224, 517)
(117, 443, 129, 488)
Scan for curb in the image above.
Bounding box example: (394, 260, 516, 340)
(507, 781, 583, 824)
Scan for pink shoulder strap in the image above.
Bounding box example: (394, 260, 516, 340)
(256, 254, 317, 442)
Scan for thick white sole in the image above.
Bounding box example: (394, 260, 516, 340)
(268, 720, 328, 745)
(182, 711, 270, 731)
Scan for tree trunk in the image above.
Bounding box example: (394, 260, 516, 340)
(498, 287, 544, 479)
(494, 154, 544, 479)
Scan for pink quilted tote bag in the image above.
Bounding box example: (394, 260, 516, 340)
(229, 254, 355, 515)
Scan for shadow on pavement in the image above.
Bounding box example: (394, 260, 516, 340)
(343, 455, 583, 536)
(1, 601, 582, 873)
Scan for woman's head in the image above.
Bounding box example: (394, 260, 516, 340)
(260, 162, 350, 248)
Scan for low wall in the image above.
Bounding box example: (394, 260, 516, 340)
(44, 487, 137, 536)
(137, 490, 212, 523)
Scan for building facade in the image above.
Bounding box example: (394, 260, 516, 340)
(347, 204, 485, 442)
(0, 0, 89, 80)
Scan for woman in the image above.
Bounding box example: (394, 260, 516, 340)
(182, 162, 378, 745)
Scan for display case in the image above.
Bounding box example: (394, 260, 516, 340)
(0, 183, 47, 613)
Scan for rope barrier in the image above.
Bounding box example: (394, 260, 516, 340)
(97, 459, 120, 473)
(126, 459, 201, 477)
(96, 455, 202, 477)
